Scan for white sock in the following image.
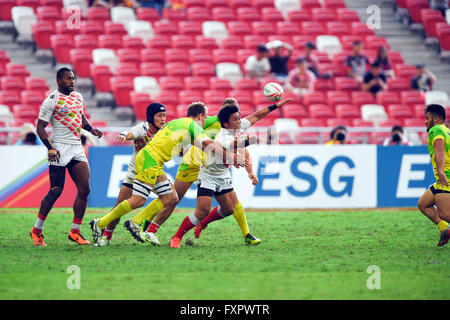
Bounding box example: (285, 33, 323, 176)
(188, 213, 200, 225)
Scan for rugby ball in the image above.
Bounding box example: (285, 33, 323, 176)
(263, 82, 284, 102)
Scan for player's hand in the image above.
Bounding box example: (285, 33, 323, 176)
(48, 149, 60, 163)
(248, 173, 259, 185)
(116, 134, 127, 143)
(438, 170, 449, 187)
(276, 98, 293, 109)
(91, 128, 103, 138)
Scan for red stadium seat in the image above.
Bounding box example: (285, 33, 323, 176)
(110, 76, 133, 107)
(326, 21, 351, 38)
(421, 9, 445, 38)
(209, 78, 234, 91)
(1, 76, 25, 95)
(104, 21, 128, 36)
(252, 0, 275, 10)
(311, 8, 335, 22)
(388, 51, 405, 66)
(351, 91, 375, 107)
(276, 22, 301, 36)
(379, 119, 403, 127)
(251, 21, 275, 38)
(227, 21, 252, 36)
(394, 64, 417, 80)
(323, 0, 346, 12)
(300, 0, 322, 12)
(282, 104, 309, 121)
(178, 21, 203, 35)
(340, 35, 364, 50)
(387, 78, 410, 92)
(318, 63, 346, 77)
(136, 7, 160, 23)
(117, 48, 140, 69)
(159, 76, 184, 92)
(188, 48, 214, 64)
(301, 21, 326, 37)
(0, 0, 15, 20)
(406, 0, 430, 23)
(40, 0, 62, 10)
(204, 90, 229, 105)
(32, 20, 53, 50)
(313, 79, 335, 92)
(140, 48, 165, 64)
(287, 10, 312, 23)
(327, 118, 351, 127)
(165, 48, 190, 63)
(51, 34, 72, 64)
(155, 91, 180, 107)
(116, 62, 140, 79)
(36, 6, 59, 24)
(195, 35, 219, 50)
(243, 35, 266, 50)
(237, 103, 254, 117)
(55, 20, 77, 39)
(154, 20, 179, 35)
(98, 34, 123, 51)
(162, 8, 187, 21)
(352, 118, 374, 127)
(74, 34, 98, 52)
(148, 35, 171, 50)
(122, 36, 146, 50)
(25, 77, 49, 92)
(184, 76, 209, 91)
(400, 90, 425, 106)
(183, 0, 205, 8)
(365, 36, 391, 50)
(303, 91, 327, 105)
(237, 7, 261, 21)
(235, 78, 260, 91)
(213, 49, 238, 64)
(80, 20, 103, 38)
(13, 104, 38, 122)
(90, 64, 113, 93)
(387, 104, 411, 119)
(436, 23, 450, 51)
(187, 7, 212, 21)
(350, 22, 376, 37)
(179, 90, 204, 105)
(228, 0, 253, 10)
(334, 77, 360, 91)
(252, 90, 269, 105)
(260, 7, 284, 22)
(327, 91, 350, 108)
(212, 7, 235, 22)
(376, 91, 400, 106)
(70, 49, 93, 78)
(171, 35, 196, 49)
(404, 118, 425, 127)
(191, 62, 216, 78)
(0, 90, 21, 109)
(309, 104, 335, 119)
(236, 49, 255, 65)
(220, 36, 245, 50)
(166, 62, 190, 77)
(6, 64, 30, 84)
(140, 62, 166, 79)
(335, 104, 360, 119)
(228, 90, 252, 104)
(86, 6, 110, 23)
(20, 90, 45, 110)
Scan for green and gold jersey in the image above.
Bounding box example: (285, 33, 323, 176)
(427, 124, 450, 182)
(179, 116, 221, 169)
(143, 117, 207, 164)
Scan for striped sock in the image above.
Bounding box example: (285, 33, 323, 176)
(71, 217, 83, 234)
(147, 222, 160, 234)
(104, 228, 114, 240)
(32, 213, 47, 234)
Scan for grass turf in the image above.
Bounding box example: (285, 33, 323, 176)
(0, 207, 449, 300)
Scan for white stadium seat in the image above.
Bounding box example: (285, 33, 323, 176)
(361, 104, 388, 125)
(111, 7, 136, 29)
(202, 21, 229, 45)
(316, 35, 343, 58)
(133, 76, 160, 97)
(274, 0, 300, 19)
(11, 6, 36, 42)
(127, 21, 154, 42)
(425, 91, 449, 106)
(92, 48, 118, 74)
(274, 118, 299, 131)
(215, 63, 243, 86)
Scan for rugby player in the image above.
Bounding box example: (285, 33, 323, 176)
(417, 104, 450, 246)
(30, 68, 103, 246)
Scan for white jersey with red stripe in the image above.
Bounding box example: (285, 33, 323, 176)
(127, 121, 158, 170)
(38, 90, 85, 145)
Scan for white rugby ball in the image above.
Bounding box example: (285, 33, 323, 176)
(263, 82, 284, 102)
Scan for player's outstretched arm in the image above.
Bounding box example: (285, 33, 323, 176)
(434, 138, 449, 187)
(244, 98, 293, 126)
(201, 139, 248, 167)
(245, 149, 258, 185)
(116, 131, 135, 143)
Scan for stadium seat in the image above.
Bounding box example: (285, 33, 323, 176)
(79, 20, 103, 38)
(335, 104, 360, 119)
(237, 7, 261, 21)
(228, 0, 253, 10)
(235, 78, 260, 91)
(179, 21, 203, 36)
(213, 49, 238, 64)
(203, 21, 229, 44)
(326, 118, 351, 127)
(104, 21, 128, 36)
(352, 118, 374, 127)
(212, 7, 235, 21)
(276, 21, 301, 36)
(227, 21, 252, 37)
(309, 104, 335, 119)
(275, 0, 301, 19)
(110, 76, 133, 107)
(387, 104, 411, 120)
(300, 0, 321, 11)
(327, 91, 350, 108)
(92, 48, 118, 74)
(191, 62, 216, 78)
(36, 6, 59, 23)
(220, 36, 245, 50)
(350, 21, 376, 37)
(127, 21, 154, 42)
(25, 77, 49, 92)
(287, 9, 311, 24)
(228, 90, 253, 104)
(179, 90, 204, 105)
(340, 35, 364, 50)
(394, 64, 417, 80)
(407, 0, 430, 23)
(130, 91, 151, 120)
(12, 104, 38, 122)
(204, 90, 228, 105)
(166, 62, 190, 77)
(136, 7, 159, 23)
(122, 35, 146, 50)
(325, 21, 351, 38)
(116, 62, 140, 80)
(365, 36, 391, 50)
(209, 78, 234, 91)
(400, 90, 425, 106)
(187, 7, 212, 21)
(1, 76, 25, 96)
(351, 91, 375, 107)
(153, 20, 178, 35)
(183, 0, 205, 8)
(188, 48, 214, 64)
(311, 8, 335, 22)
(215, 63, 243, 85)
(184, 76, 209, 91)
(302, 91, 327, 105)
(334, 77, 360, 91)
(301, 21, 326, 38)
(20, 90, 45, 110)
(376, 91, 400, 106)
(98, 34, 123, 52)
(154, 91, 180, 109)
(51, 34, 73, 64)
(0, 90, 21, 109)
(140, 48, 164, 64)
(404, 118, 425, 127)
(31, 20, 53, 50)
(171, 35, 196, 49)
(260, 7, 284, 22)
(86, 6, 110, 23)
(282, 103, 308, 121)
(336, 8, 360, 23)
(70, 49, 93, 78)
(162, 8, 187, 21)
(195, 35, 219, 50)
(316, 35, 343, 58)
(90, 64, 113, 93)
(0, 0, 16, 21)
(6, 64, 30, 84)
(313, 78, 335, 92)
(165, 48, 189, 63)
(435, 23, 450, 51)
(74, 34, 98, 52)
(361, 104, 388, 125)
(11, 6, 37, 42)
(40, 0, 63, 10)
(147, 35, 171, 50)
(237, 103, 255, 117)
(243, 35, 266, 50)
(110, 6, 136, 29)
(387, 78, 410, 93)
(140, 62, 165, 79)
(134, 76, 162, 97)
(251, 21, 275, 38)
(425, 91, 449, 105)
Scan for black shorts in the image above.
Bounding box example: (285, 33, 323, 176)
(197, 185, 233, 198)
(430, 185, 450, 195)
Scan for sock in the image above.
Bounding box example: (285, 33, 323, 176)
(32, 213, 47, 234)
(147, 222, 160, 234)
(232, 201, 250, 237)
(98, 200, 133, 229)
(174, 213, 199, 239)
(132, 198, 163, 225)
(104, 228, 114, 240)
(71, 217, 83, 234)
(200, 206, 224, 228)
(437, 220, 449, 232)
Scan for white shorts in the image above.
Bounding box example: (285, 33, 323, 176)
(197, 170, 233, 194)
(123, 162, 136, 186)
(49, 142, 87, 167)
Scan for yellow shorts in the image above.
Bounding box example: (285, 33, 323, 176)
(134, 149, 164, 185)
(176, 164, 200, 183)
(430, 182, 450, 194)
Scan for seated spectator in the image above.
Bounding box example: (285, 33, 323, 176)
(89, 0, 133, 9)
(303, 41, 332, 79)
(345, 40, 370, 83)
(362, 61, 387, 98)
(134, 0, 166, 15)
(429, 0, 448, 17)
(325, 125, 352, 145)
(383, 125, 412, 146)
(285, 57, 316, 97)
(411, 63, 436, 92)
(374, 46, 395, 78)
(14, 123, 43, 146)
(266, 40, 293, 81)
(244, 44, 271, 80)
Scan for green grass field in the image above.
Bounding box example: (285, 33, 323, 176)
(0, 207, 449, 300)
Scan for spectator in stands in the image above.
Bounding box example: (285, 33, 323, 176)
(303, 41, 332, 79)
(429, 0, 449, 17)
(244, 44, 271, 80)
(89, 0, 134, 9)
(345, 40, 370, 84)
(285, 57, 316, 97)
(374, 46, 395, 79)
(325, 125, 351, 145)
(134, 0, 166, 16)
(411, 63, 436, 92)
(362, 61, 387, 98)
(14, 123, 43, 146)
(383, 125, 412, 146)
(266, 40, 293, 81)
